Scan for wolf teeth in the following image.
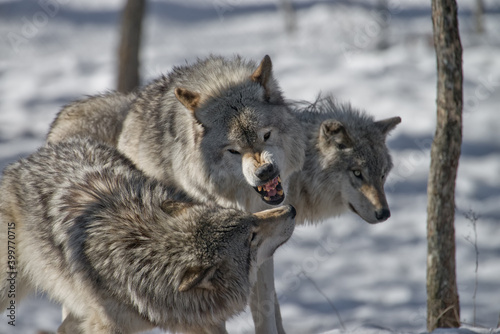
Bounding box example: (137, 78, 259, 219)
(264, 196, 271, 201)
(277, 190, 283, 196)
(258, 186, 262, 192)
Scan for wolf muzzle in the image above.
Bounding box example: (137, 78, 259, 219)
(375, 208, 390, 222)
(254, 174, 284, 205)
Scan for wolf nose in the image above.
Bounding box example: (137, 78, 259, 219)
(375, 208, 391, 222)
(255, 163, 275, 181)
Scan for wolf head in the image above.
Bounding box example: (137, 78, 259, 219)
(173, 56, 306, 208)
(132, 202, 296, 330)
(320, 117, 400, 223)
(174, 204, 297, 293)
(293, 97, 401, 224)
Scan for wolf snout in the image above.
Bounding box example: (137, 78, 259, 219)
(255, 163, 277, 181)
(278, 204, 297, 219)
(375, 208, 391, 222)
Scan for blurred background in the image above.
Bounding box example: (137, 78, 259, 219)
(1, 0, 499, 333)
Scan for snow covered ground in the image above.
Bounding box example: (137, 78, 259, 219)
(1, 0, 499, 333)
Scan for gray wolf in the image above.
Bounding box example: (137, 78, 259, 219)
(287, 95, 401, 225)
(250, 95, 401, 333)
(45, 64, 400, 332)
(48, 55, 306, 211)
(0, 138, 296, 334)
(47, 54, 306, 333)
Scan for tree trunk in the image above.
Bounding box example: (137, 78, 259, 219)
(426, 0, 463, 331)
(117, 0, 146, 93)
(376, 0, 390, 50)
(475, 0, 485, 34)
(279, 0, 296, 34)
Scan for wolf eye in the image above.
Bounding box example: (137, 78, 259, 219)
(263, 131, 271, 141)
(227, 149, 240, 155)
(381, 174, 386, 180)
(353, 170, 362, 179)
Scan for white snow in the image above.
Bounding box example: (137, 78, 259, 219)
(1, 0, 499, 333)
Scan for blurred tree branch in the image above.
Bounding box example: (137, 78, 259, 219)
(475, 0, 485, 34)
(117, 0, 146, 93)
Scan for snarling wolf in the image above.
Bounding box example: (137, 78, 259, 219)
(0, 138, 296, 334)
(49, 55, 305, 211)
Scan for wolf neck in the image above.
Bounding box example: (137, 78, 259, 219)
(287, 172, 347, 225)
(286, 141, 349, 225)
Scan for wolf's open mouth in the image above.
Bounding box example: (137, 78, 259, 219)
(254, 176, 284, 205)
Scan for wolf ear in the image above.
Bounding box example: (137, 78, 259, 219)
(178, 266, 217, 292)
(175, 87, 201, 112)
(320, 120, 353, 150)
(375, 117, 401, 136)
(161, 200, 194, 216)
(250, 55, 273, 100)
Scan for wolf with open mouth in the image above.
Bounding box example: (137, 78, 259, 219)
(115, 55, 305, 211)
(49, 55, 306, 212)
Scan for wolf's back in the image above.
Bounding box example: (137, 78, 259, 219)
(0, 139, 140, 308)
(47, 91, 136, 146)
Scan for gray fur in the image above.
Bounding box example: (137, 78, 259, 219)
(0, 138, 296, 334)
(287, 95, 401, 224)
(118, 55, 305, 211)
(47, 55, 306, 210)
(48, 92, 137, 147)
(46, 90, 401, 225)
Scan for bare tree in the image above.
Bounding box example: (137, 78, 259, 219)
(475, 0, 485, 34)
(117, 0, 146, 93)
(426, 0, 463, 331)
(376, 0, 390, 50)
(279, 0, 296, 34)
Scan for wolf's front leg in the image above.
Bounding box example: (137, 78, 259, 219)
(274, 289, 286, 334)
(250, 257, 284, 334)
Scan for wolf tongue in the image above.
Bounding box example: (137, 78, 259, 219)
(260, 176, 281, 199)
(264, 177, 278, 190)
(267, 188, 277, 197)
